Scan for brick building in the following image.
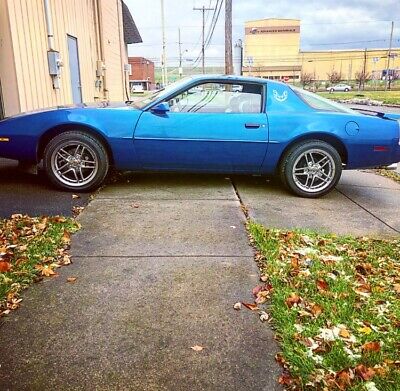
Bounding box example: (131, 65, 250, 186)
(128, 57, 155, 92)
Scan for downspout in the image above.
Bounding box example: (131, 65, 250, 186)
(43, 0, 61, 90)
(43, 0, 55, 50)
(95, 0, 108, 101)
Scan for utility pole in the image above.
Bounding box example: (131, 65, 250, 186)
(361, 48, 367, 90)
(385, 21, 394, 91)
(225, 0, 233, 75)
(161, 0, 168, 86)
(193, 4, 214, 74)
(178, 28, 183, 78)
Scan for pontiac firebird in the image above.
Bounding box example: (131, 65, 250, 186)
(0, 75, 399, 198)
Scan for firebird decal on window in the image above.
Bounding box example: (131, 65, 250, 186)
(273, 90, 288, 102)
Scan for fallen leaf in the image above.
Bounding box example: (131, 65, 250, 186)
(310, 303, 323, 317)
(365, 382, 380, 391)
(285, 293, 301, 308)
(0, 261, 11, 272)
(278, 372, 293, 385)
(260, 275, 268, 282)
(394, 284, 400, 294)
(362, 341, 381, 353)
(233, 302, 241, 310)
(72, 194, 80, 199)
(242, 302, 259, 311)
(339, 327, 350, 339)
(316, 279, 329, 292)
(67, 277, 77, 283)
(190, 345, 204, 352)
(275, 353, 286, 366)
(62, 230, 71, 244)
(336, 369, 353, 390)
(259, 311, 269, 322)
(358, 326, 372, 335)
(355, 364, 375, 381)
(35, 264, 56, 277)
(132, 203, 140, 208)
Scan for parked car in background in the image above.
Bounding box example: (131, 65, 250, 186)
(0, 75, 399, 198)
(327, 84, 352, 92)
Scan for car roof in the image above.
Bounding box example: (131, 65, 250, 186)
(187, 74, 285, 88)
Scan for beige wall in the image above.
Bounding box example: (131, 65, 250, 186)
(0, 0, 128, 117)
(0, 0, 20, 115)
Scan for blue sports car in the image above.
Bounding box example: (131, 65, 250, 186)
(0, 75, 399, 197)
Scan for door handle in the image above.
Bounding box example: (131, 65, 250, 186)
(245, 123, 261, 129)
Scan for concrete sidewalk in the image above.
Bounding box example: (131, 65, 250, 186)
(233, 170, 400, 238)
(0, 174, 281, 391)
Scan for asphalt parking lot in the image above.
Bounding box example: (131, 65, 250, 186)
(0, 158, 90, 218)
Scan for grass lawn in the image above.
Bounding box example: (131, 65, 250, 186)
(318, 91, 400, 105)
(248, 223, 400, 391)
(0, 215, 80, 316)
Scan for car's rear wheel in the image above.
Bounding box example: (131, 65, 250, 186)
(43, 131, 109, 191)
(279, 140, 342, 198)
(344, 88, 349, 92)
(329, 88, 334, 93)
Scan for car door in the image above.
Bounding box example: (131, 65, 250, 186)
(133, 81, 269, 172)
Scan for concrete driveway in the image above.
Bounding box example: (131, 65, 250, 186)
(0, 165, 399, 390)
(233, 170, 400, 237)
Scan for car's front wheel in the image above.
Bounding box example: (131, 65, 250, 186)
(280, 140, 342, 198)
(43, 131, 109, 192)
(329, 88, 334, 93)
(344, 88, 349, 92)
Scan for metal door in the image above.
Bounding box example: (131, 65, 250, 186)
(67, 35, 82, 104)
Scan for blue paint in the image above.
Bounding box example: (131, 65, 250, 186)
(0, 75, 399, 176)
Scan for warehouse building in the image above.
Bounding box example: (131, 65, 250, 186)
(243, 18, 400, 82)
(0, 0, 142, 119)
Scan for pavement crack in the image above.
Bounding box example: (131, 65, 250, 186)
(335, 188, 400, 234)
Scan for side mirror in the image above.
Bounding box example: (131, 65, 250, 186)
(151, 102, 170, 114)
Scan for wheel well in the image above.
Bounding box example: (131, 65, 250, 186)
(278, 133, 348, 169)
(37, 124, 114, 164)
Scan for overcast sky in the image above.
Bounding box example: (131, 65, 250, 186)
(124, 0, 400, 68)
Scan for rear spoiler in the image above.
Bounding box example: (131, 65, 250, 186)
(351, 107, 400, 121)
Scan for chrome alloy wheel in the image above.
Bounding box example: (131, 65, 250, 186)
(292, 148, 335, 193)
(50, 142, 99, 187)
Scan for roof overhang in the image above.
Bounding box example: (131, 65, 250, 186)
(121, 1, 142, 44)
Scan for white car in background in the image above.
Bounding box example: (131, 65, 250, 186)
(327, 84, 352, 92)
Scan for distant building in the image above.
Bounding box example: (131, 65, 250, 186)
(243, 18, 400, 82)
(0, 0, 142, 119)
(128, 57, 155, 92)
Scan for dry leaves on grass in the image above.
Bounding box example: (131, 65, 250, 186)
(248, 223, 400, 391)
(0, 215, 79, 316)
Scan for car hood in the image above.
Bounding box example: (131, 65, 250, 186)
(0, 102, 132, 122)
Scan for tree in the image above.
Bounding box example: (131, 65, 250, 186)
(300, 72, 314, 87)
(355, 70, 371, 90)
(326, 70, 342, 84)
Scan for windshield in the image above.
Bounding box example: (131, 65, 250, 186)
(291, 86, 357, 114)
(129, 77, 193, 109)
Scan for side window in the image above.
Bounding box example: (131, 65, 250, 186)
(168, 82, 263, 114)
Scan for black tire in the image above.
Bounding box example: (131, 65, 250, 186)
(279, 140, 342, 198)
(344, 88, 349, 92)
(43, 131, 109, 192)
(329, 88, 334, 93)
